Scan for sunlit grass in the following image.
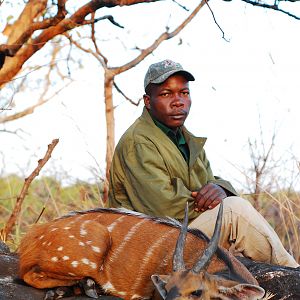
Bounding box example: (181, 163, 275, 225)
(0, 174, 104, 251)
(0, 173, 299, 260)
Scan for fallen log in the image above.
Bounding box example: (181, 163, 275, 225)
(238, 257, 300, 300)
(1, 241, 299, 299)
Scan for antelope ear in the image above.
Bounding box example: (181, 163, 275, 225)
(151, 274, 169, 299)
(222, 283, 265, 299)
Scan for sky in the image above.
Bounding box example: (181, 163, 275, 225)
(1, 0, 300, 191)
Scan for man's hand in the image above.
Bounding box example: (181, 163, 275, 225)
(192, 183, 227, 212)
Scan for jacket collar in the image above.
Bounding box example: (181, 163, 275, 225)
(140, 107, 207, 167)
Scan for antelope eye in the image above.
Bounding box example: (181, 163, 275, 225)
(191, 290, 202, 297)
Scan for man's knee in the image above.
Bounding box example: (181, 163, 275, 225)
(223, 196, 255, 216)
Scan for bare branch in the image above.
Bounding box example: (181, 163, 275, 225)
(64, 33, 105, 66)
(171, 0, 190, 11)
(3, 0, 48, 43)
(0, 139, 59, 242)
(0, 1, 67, 59)
(90, 13, 108, 66)
(0, 0, 164, 87)
(83, 15, 124, 28)
(110, 0, 207, 77)
(0, 81, 72, 124)
(241, 0, 300, 20)
(205, 0, 230, 42)
(113, 81, 142, 106)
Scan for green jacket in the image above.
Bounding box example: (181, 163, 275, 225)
(108, 107, 237, 221)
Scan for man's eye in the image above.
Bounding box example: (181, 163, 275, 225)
(182, 91, 189, 96)
(161, 93, 170, 97)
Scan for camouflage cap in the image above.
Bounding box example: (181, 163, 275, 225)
(144, 59, 195, 90)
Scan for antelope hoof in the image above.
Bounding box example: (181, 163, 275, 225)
(80, 277, 99, 298)
(44, 290, 55, 300)
(44, 286, 73, 299)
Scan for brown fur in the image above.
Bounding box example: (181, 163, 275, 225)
(19, 208, 258, 299)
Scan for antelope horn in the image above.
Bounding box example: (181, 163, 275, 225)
(173, 202, 189, 272)
(191, 201, 224, 274)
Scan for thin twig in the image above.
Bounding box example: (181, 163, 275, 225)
(66, 39, 72, 77)
(241, 0, 300, 20)
(110, 0, 207, 76)
(0, 139, 59, 242)
(0, 81, 72, 124)
(113, 81, 142, 106)
(226, 159, 300, 222)
(204, 0, 230, 42)
(90, 12, 108, 66)
(0, 58, 69, 86)
(172, 0, 189, 11)
(35, 206, 46, 224)
(82, 15, 124, 28)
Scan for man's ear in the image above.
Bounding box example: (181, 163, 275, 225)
(143, 94, 151, 109)
(221, 283, 265, 299)
(151, 274, 169, 299)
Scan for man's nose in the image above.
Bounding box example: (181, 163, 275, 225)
(172, 94, 184, 107)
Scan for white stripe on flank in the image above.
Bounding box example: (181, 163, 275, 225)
(90, 261, 97, 269)
(102, 281, 116, 293)
(130, 228, 176, 295)
(131, 294, 145, 299)
(107, 215, 126, 232)
(108, 219, 147, 266)
(71, 261, 79, 267)
(92, 246, 101, 253)
(51, 256, 58, 262)
(80, 228, 87, 236)
(81, 258, 90, 265)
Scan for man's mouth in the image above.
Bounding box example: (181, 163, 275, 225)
(169, 111, 187, 119)
(170, 114, 185, 120)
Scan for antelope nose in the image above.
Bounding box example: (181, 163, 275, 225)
(165, 286, 180, 300)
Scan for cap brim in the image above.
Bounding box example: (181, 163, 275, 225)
(151, 70, 195, 85)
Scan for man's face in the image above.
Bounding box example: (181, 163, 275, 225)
(144, 74, 191, 129)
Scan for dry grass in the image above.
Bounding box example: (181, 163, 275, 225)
(244, 190, 300, 263)
(0, 173, 299, 260)
(0, 175, 104, 251)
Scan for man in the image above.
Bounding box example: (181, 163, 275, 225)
(108, 59, 298, 267)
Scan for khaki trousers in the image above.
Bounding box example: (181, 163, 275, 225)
(189, 196, 299, 268)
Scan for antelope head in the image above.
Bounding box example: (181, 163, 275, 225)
(151, 202, 265, 300)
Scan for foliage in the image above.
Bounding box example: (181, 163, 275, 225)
(1, 172, 299, 261)
(0, 174, 103, 250)
(243, 190, 300, 262)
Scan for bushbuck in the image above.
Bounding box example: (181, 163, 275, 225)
(19, 202, 265, 299)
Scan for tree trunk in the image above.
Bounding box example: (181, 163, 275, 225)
(103, 71, 115, 203)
